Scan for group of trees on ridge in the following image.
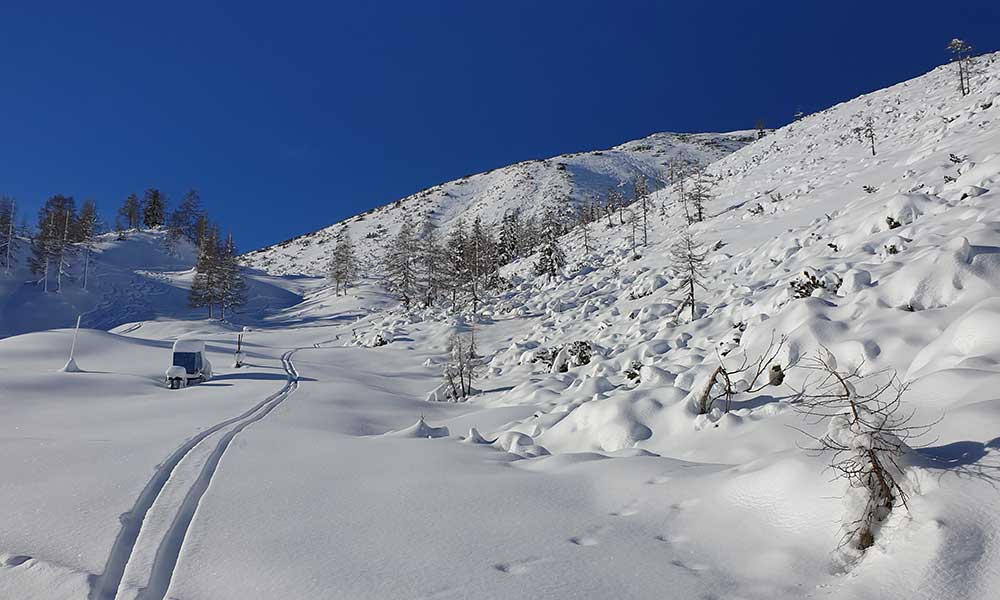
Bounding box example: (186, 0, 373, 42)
(0, 189, 246, 318)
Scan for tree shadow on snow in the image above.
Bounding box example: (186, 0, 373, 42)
(209, 372, 318, 383)
(915, 438, 1000, 489)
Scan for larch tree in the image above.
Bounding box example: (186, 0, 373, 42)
(1, 197, 17, 274)
(443, 220, 470, 310)
(670, 225, 708, 320)
(686, 169, 713, 223)
(634, 175, 651, 246)
(417, 218, 445, 306)
(327, 226, 358, 296)
(383, 217, 419, 308)
(29, 195, 76, 292)
(167, 189, 204, 251)
(947, 38, 974, 96)
(75, 199, 101, 290)
(119, 193, 142, 230)
(188, 224, 220, 317)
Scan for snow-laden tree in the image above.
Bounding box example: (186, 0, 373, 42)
(533, 204, 566, 282)
(441, 332, 481, 401)
(383, 217, 419, 308)
(443, 220, 470, 310)
(853, 116, 877, 156)
(143, 188, 166, 228)
(670, 225, 708, 320)
(327, 226, 358, 296)
(498, 208, 523, 264)
(947, 38, 975, 96)
(217, 233, 247, 319)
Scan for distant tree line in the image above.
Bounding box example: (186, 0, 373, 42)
(1, 188, 246, 319)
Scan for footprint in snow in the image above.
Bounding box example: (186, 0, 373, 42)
(493, 557, 543, 575)
(671, 559, 711, 573)
(569, 535, 600, 546)
(569, 524, 608, 547)
(3, 555, 31, 567)
(654, 534, 688, 544)
(610, 501, 640, 517)
(670, 498, 701, 511)
(646, 474, 672, 485)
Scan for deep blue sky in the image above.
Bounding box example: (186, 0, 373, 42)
(2, 1, 997, 251)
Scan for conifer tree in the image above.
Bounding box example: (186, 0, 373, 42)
(670, 226, 708, 320)
(533, 204, 566, 282)
(75, 199, 101, 291)
(443, 220, 470, 310)
(947, 38, 975, 96)
(327, 226, 358, 296)
(686, 168, 713, 223)
(218, 233, 247, 319)
(143, 188, 166, 228)
(168, 189, 204, 247)
(29, 195, 76, 292)
(383, 218, 418, 307)
(0, 197, 17, 274)
(416, 218, 444, 306)
(634, 175, 651, 246)
(119, 193, 142, 230)
(188, 224, 220, 317)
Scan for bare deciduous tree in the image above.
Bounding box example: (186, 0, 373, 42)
(697, 334, 792, 414)
(792, 354, 935, 557)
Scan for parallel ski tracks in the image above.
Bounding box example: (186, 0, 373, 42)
(89, 350, 300, 600)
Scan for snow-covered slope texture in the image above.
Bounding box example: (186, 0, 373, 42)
(339, 53, 1000, 594)
(0, 229, 302, 339)
(242, 131, 756, 276)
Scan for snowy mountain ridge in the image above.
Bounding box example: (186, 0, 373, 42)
(242, 130, 756, 276)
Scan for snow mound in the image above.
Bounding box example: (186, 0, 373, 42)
(384, 417, 450, 439)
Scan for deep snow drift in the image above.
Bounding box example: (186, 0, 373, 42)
(3, 54, 1000, 600)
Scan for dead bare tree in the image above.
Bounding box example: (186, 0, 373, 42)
(697, 334, 791, 414)
(792, 354, 935, 557)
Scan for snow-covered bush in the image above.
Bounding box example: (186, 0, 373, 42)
(790, 268, 840, 299)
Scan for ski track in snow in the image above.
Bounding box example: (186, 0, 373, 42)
(88, 350, 300, 600)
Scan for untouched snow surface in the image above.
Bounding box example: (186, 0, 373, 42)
(3, 55, 1000, 599)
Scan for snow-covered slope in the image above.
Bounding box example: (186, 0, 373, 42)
(4, 54, 1000, 600)
(242, 130, 756, 276)
(335, 53, 1000, 596)
(0, 230, 302, 339)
